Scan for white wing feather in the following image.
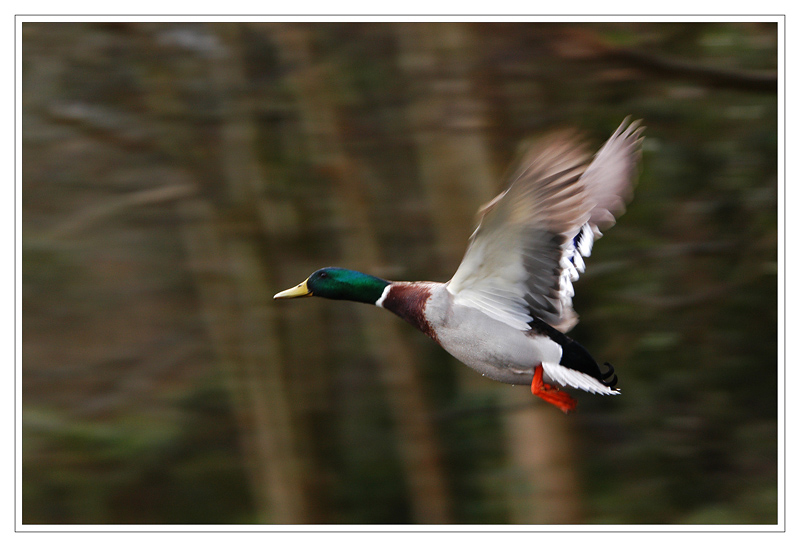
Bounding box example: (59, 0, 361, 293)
(446, 118, 644, 333)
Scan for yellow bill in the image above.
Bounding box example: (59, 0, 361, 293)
(274, 279, 312, 299)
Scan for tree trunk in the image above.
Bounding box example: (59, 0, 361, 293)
(266, 22, 453, 524)
(396, 22, 584, 523)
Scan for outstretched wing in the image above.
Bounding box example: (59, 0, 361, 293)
(446, 118, 644, 333)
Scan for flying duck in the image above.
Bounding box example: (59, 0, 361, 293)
(275, 118, 644, 413)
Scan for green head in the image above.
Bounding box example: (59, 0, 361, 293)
(274, 267, 390, 305)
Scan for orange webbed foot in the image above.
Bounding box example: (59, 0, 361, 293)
(531, 365, 577, 414)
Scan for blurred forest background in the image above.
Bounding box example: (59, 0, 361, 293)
(21, 21, 778, 525)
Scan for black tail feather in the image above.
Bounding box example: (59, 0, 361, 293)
(600, 362, 618, 388)
(528, 317, 620, 390)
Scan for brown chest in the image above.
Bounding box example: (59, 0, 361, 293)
(381, 283, 439, 341)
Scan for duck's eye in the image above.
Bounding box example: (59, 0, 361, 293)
(319, 271, 328, 279)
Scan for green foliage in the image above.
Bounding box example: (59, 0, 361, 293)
(23, 384, 255, 524)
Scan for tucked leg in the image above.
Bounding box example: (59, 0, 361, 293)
(531, 364, 577, 414)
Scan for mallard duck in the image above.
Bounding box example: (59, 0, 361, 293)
(275, 118, 644, 413)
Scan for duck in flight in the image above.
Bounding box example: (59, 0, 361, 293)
(275, 118, 644, 413)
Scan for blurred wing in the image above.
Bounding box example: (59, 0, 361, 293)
(446, 132, 593, 331)
(446, 118, 644, 333)
(581, 117, 645, 231)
